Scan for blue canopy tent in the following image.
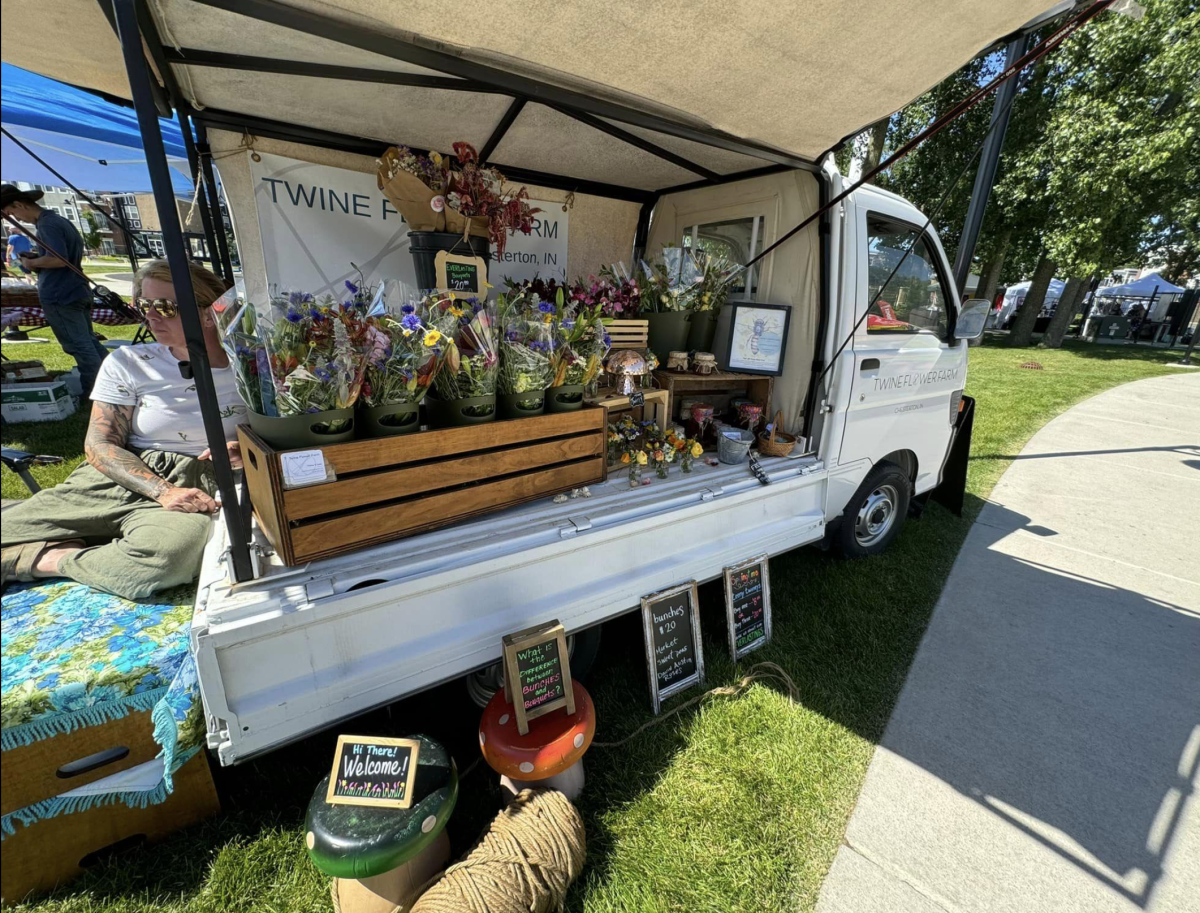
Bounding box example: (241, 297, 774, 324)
(1, 62, 192, 194)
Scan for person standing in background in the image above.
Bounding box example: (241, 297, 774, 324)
(1, 184, 108, 395)
(5, 225, 33, 274)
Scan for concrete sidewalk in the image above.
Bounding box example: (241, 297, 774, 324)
(818, 373, 1200, 913)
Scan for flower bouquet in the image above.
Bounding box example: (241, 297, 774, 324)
(425, 293, 500, 426)
(547, 287, 611, 412)
(377, 145, 450, 232)
(212, 283, 265, 416)
(446, 142, 540, 257)
(496, 286, 556, 418)
(359, 282, 444, 436)
(687, 248, 734, 351)
(640, 247, 703, 355)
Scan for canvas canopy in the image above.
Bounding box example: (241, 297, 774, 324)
(1095, 272, 1184, 298)
(1, 0, 1066, 197)
(998, 277, 1067, 324)
(1, 63, 192, 193)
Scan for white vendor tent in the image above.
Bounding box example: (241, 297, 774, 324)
(997, 277, 1067, 326)
(1095, 272, 1184, 320)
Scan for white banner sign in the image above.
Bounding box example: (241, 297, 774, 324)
(246, 151, 567, 297)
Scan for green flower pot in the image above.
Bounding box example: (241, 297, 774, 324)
(427, 393, 497, 427)
(359, 401, 421, 437)
(686, 309, 719, 353)
(498, 390, 546, 419)
(545, 384, 585, 413)
(247, 407, 355, 449)
(645, 311, 692, 357)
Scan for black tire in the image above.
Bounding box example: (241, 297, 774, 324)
(567, 623, 603, 682)
(835, 462, 912, 557)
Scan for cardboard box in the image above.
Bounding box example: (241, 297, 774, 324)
(1, 380, 77, 422)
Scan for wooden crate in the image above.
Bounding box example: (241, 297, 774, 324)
(652, 370, 773, 426)
(1, 753, 219, 904)
(603, 319, 650, 351)
(2, 710, 163, 818)
(586, 389, 672, 470)
(239, 408, 608, 565)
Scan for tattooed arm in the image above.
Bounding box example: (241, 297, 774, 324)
(84, 402, 218, 513)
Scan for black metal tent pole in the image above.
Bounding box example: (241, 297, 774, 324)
(176, 108, 223, 276)
(113, 0, 254, 583)
(192, 121, 236, 283)
(952, 33, 1028, 297)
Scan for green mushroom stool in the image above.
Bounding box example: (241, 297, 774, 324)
(305, 735, 457, 913)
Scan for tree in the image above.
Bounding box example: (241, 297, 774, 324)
(80, 211, 104, 255)
(1009, 254, 1056, 346)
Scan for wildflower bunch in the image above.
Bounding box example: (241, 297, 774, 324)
(497, 286, 556, 408)
(426, 293, 499, 408)
(360, 283, 444, 408)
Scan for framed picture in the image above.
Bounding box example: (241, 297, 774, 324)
(723, 302, 791, 375)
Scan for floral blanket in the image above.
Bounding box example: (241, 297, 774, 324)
(0, 580, 203, 837)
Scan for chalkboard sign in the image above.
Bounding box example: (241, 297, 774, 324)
(434, 250, 487, 295)
(629, 390, 645, 407)
(325, 735, 420, 809)
(724, 555, 771, 659)
(502, 620, 575, 735)
(641, 581, 705, 714)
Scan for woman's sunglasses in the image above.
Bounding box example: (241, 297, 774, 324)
(134, 297, 180, 319)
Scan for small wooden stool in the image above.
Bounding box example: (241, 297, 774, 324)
(304, 735, 457, 913)
(479, 679, 595, 802)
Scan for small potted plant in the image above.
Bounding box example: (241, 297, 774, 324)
(639, 248, 701, 356)
(686, 249, 732, 352)
(359, 283, 444, 436)
(547, 288, 610, 412)
(496, 286, 556, 418)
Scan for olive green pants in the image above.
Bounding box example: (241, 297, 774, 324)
(1, 451, 216, 600)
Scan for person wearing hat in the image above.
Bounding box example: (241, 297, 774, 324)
(2, 183, 109, 394)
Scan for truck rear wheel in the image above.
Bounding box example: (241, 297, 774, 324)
(836, 462, 911, 557)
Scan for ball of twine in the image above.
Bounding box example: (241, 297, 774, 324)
(411, 788, 586, 913)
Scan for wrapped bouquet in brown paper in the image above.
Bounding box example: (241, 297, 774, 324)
(446, 142, 540, 257)
(377, 145, 449, 232)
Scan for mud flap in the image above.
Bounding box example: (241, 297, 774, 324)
(932, 395, 974, 517)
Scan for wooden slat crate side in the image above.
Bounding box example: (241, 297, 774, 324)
(303, 408, 604, 475)
(283, 433, 603, 520)
(237, 425, 292, 564)
(288, 457, 605, 562)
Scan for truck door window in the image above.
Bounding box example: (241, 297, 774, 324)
(682, 216, 762, 300)
(865, 216, 950, 337)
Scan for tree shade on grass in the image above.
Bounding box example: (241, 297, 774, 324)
(2, 336, 1190, 913)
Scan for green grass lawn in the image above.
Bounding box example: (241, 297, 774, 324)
(3, 336, 1191, 912)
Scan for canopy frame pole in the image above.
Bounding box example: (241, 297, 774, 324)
(176, 108, 223, 275)
(114, 0, 254, 584)
(189, 107, 655, 204)
(479, 99, 527, 164)
(187, 0, 813, 172)
(631, 193, 660, 264)
(952, 33, 1027, 297)
(192, 120, 236, 284)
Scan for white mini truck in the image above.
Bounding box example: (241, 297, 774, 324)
(2, 0, 1067, 765)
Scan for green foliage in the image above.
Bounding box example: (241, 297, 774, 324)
(79, 211, 105, 254)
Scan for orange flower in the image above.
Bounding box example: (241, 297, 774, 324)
(620, 452, 631, 464)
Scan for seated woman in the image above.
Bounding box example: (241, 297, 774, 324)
(1, 260, 246, 600)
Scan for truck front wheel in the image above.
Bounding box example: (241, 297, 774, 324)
(836, 462, 911, 557)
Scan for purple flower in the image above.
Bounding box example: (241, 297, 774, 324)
(603, 333, 613, 348)
(399, 369, 414, 382)
(538, 301, 554, 314)
(288, 290, 313, 306)
(345, 280, 359, 294)
(315, 365, 333, 383)
(401, 313, 421, 332)
(285, 310, 303, 323)
(505, 329, 520, 342)
(562, 318, 575, 330)
(401, 303, 415, 315)
(309, 307, 323, 320)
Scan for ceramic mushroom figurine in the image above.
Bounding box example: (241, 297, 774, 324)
(305, 734, 457, 913)
(478, 679, 595, 802)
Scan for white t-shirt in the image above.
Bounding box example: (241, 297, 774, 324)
(90, 343, 246, 456)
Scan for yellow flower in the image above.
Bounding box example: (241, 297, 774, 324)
(448, 305, 464, 317)
(691, 442, 703, 458)
(423, 329, 443, 347)
(636, 451, 648, 466)
(429, 151, 443, 167)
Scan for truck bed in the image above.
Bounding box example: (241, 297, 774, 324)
(194, 452, 827, 764)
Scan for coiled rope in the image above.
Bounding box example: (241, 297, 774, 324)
(410, 789, 586, 913)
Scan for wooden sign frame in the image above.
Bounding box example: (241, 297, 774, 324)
(641, 581, 705, 714)
(502, 620, 575, 735)
(434, 249, 488, 295)
(326, 735, 421, 809)
(724, 555, 772, 659)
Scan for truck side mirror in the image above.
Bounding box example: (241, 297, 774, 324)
(955, 299, 990, 342)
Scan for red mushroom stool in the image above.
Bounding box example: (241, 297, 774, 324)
(479, 679, 595, 802)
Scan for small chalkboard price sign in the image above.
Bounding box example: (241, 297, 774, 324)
(724, 555, 771, 659)
(325, 735, 420, 809)
(502, 620, 575, 735)
(641, 581, 705, 714)
(434, 250, 488, 295)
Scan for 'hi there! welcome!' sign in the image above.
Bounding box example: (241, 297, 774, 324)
(502, 621, 575, 735)
(326, 736, 420, 809)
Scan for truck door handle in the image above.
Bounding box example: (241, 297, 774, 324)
(860, 358, 880, 371)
